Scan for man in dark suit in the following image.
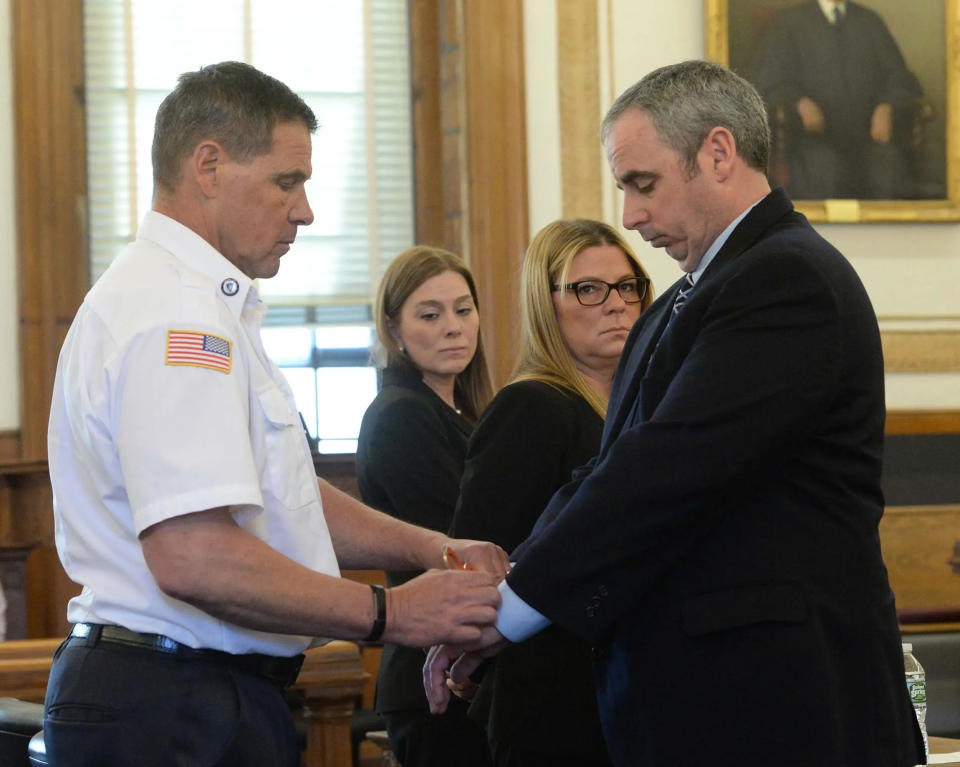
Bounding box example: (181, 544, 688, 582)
(749, 0, 922, 199)
(425, 60, 924, 767)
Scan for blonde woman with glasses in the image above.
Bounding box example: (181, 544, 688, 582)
(449, 218, 653, 767)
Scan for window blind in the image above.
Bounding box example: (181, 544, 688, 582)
(82, 0, 414, 311)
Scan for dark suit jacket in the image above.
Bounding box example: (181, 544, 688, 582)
(507, 189, 924, 767)
(449, 381, 609, 761)
(356, 366, 472, 713)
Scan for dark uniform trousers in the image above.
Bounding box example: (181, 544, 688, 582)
(43, 634, 300, 767)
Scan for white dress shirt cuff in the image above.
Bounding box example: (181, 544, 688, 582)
(495, 578, 551, 642)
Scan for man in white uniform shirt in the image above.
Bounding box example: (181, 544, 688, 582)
(44, 61, 506, 767)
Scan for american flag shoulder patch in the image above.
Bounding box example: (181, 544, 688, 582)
(165, 330, 233, 373)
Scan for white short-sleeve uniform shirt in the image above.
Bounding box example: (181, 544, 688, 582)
(48, 211, 339, 656)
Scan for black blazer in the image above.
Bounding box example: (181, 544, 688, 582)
(356, 367, 472, 713)
(507, 189, 924, 766)
(449, 381, 609, 760)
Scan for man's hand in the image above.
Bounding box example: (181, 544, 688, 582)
(423, 625, 508, 714)
(446, 675, 479, 702)
(383, 569, 500, 647)
(796, 97, 825, 134)
(871, 103, 893, 143)
(441, 538, 510, 579)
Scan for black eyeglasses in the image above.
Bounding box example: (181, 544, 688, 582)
(551, 277, 648, 306)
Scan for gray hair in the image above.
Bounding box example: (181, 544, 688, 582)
(601, 60, 770, 176)
(152, 61, 317, 194)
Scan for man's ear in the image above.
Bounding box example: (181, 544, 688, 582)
(700, 126, 737, 180)
(192, 140, 224, 198)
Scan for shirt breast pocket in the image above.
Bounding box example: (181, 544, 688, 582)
(255, 383, 316, 510)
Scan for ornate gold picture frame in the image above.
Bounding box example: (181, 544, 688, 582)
(705, 0, 960, 222)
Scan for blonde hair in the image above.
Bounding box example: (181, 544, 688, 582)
(374, 246, 493, 422)
(512, 219, 653, 418)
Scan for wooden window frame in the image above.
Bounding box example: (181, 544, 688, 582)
(9, 0, 528, 466)
(12, 0, 88, 463)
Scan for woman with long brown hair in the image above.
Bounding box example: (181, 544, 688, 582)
(357, 245, 493, 766)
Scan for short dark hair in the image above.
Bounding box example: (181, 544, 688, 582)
(601, 59, 770, 175)
(151, 61, 317, 194)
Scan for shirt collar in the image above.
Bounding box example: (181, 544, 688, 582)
(137, 210, 258, 319)
(818, 0, 846, 22)
(688, 200, 759, 285)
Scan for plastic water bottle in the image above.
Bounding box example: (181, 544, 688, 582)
(903, 642, 929, 760)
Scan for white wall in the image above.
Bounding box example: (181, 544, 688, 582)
(0, 0, 19, 430)
(524, 0, 562, 234)
(524, 0, 960, 409)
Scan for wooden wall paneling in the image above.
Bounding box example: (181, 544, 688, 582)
(0, 463, 70, 639)
(0, 464, 53, 547)
(0, 548, 32, 640)
(410, 0, 530, 386)
(886, 410, 960, 434)
(13, 0, 88, 462)
(879, 505, 960, 611)
(0, 637, 60, 701)
(410, 0, 446, 248)
(438, 0, 468, 257)
(882, 331, 960, 372)
(26, 545, 78, 639)
(556, 0, 604, 220)
(461, 0, 529, 387)
(315, 454, 360, 500)
(0, 432, 19, 464)
(410, 0, 468, 256)
(10, 0, 86, 638)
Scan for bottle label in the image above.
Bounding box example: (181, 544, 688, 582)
(906, 671, 929, 759)
(906, 677, 927, 706)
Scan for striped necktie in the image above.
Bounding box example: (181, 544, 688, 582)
(671, 273, 696, 318)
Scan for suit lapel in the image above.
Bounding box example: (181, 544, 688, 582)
(600, 283, 680, 451)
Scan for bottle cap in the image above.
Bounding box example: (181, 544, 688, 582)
(902, 642, 913, 652)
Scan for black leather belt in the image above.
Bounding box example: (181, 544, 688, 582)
(69, 623, 304, 687)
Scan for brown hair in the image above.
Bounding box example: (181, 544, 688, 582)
(374, 246, 493, 422)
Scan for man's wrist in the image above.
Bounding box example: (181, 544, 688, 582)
(364, 584, 386, 641)
(419, 531, 448, 570)
(496, 578, 551, 642)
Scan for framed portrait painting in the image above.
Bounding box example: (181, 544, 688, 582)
(705, 0, 960, 222)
